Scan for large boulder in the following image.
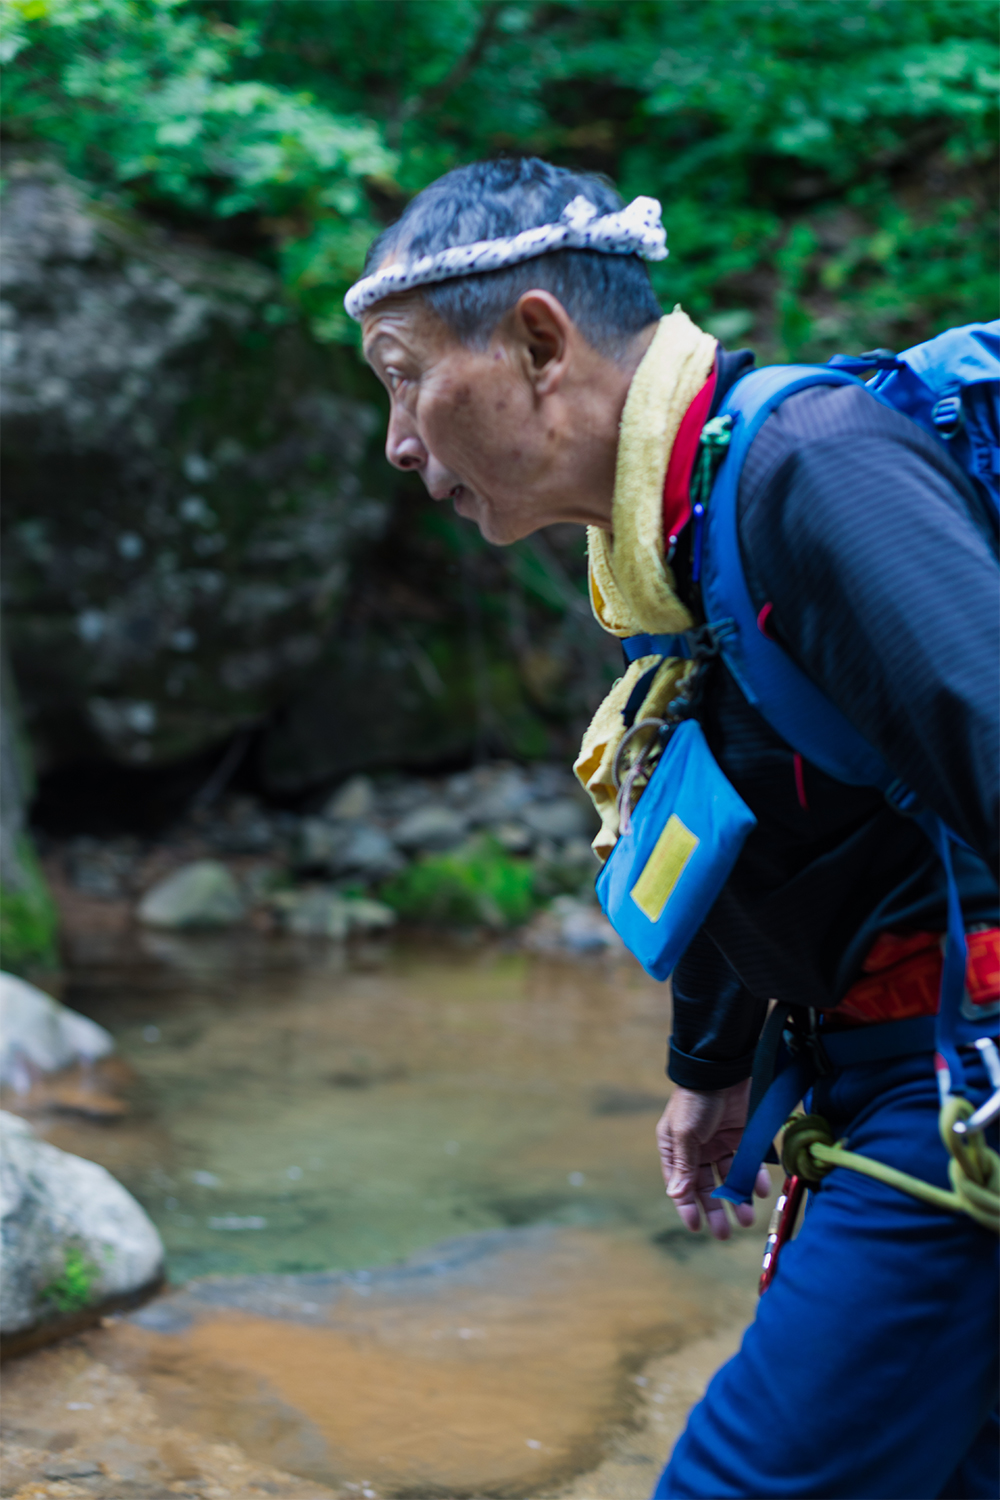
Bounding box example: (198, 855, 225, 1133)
(0, 972, 113, 1090)
(1, 152, 388, 773)
(0, 1112, 164, 1351)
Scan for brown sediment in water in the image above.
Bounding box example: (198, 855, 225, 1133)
(2, 1223, 761, 1498)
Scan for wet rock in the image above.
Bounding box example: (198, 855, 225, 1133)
(322, 773, 375, 821)
(0, 973, 113, 1090)
(43, 1459, 102, 1479)
(522, 796, 592, 842)
(561, 835, 599, 869)
(296, 817, 339, 869)
(463, 766, 533, 825)
(394, 803, 467, 852)
(0, 1111, 163, 1345)
(335, 825, 403, 878)
(66, 838, 135, 897)
(206, 796, 276, 854)
(271, 887, 396, 939)
(296, 820, 401, 879)
(492, 820, 533, 854)
(524, 896, 623, 956)
(137, 860, 244, 929)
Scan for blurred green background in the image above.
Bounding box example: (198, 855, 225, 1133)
(1, 0, 997, 883)
(6, 0, 996, 351)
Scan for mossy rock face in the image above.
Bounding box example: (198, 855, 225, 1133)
(1, 156, 623, 800)
(1, 154, 390, 772)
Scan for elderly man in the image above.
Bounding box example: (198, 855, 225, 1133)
(348, 157, 999, 1499)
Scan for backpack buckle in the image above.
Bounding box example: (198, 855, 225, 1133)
(931, 394, 963, 440)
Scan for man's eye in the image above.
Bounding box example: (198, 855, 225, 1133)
(387, 370, 407, 393)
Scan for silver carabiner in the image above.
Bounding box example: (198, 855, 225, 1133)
(951, 1037, 1000, 1138)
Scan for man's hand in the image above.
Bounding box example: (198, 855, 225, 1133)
(656, 1078, 771, 1239)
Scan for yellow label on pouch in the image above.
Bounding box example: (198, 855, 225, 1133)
(630, 814, 700, 922)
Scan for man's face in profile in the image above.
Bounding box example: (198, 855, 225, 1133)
(362, 288, 633, 543)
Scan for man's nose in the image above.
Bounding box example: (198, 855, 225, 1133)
(386, 409, 426, 472)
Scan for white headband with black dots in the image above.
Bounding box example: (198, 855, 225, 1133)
(344, 194, 667, 320)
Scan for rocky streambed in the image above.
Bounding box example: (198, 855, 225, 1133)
(38, 760, 616, 962)
(1, 916, 769, 1499)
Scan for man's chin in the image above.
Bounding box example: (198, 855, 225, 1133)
(452, 490, 535, 546)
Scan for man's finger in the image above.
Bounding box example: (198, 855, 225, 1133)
(674, 1199, 703, 1232)
(695, 1163, 731, 1240)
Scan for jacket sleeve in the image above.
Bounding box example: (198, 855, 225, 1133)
(740, 386, 1000, 875)
(668, 928, 768, 1090)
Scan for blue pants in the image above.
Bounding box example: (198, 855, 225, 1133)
(655, 1051, 1000, 1499)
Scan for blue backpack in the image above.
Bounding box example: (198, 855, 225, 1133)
(601, 321, 999, 1116)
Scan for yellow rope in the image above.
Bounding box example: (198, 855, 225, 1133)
(780, 1107, 1000, 1234)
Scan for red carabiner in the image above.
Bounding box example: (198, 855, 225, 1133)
(759, 1174, 807, 1294)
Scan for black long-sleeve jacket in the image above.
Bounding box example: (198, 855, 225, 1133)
(666, 355, 1000, 1093)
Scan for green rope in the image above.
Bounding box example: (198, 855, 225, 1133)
(780, 1108, 1000, 1234)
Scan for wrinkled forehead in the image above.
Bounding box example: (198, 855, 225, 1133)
(360, 285, 459, 365)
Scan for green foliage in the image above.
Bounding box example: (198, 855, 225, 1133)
(380, 835, 537, 928)
(0, 835, 59, 974)
(40, 1244, 100, 1313)
(2, 0, 996, 354)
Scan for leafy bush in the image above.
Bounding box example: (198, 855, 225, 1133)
(380, 836, 537, 928)
(3, 0, 996, 354)
(0, 835, 59, 974)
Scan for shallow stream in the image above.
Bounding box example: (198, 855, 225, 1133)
(3, 933, 767, 1498)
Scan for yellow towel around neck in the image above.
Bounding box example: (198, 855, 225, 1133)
(574, 309, 716, 861)
(587, 309, 717, 637)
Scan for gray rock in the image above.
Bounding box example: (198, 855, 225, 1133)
(137, 860, 244, 929)
(322, 773, 375, 821)
(523, 896, 623, 956)
(559, 899, 621, 954)
(0, 973, 113, 1091)
(271, 887, 396, 938)
(43, 1461, 101, 1480)
(0, 1111, 164, 1338)
(295, 818, 400, 879)
(559, 836, 598, 868)
(522, 796, 592, 842)
(295, 816, 339, 869)
(335, 825, 402, 878)
(394, 803, 467, 852)
(491, 820, 533, 854)
(464, 767, 533, 825)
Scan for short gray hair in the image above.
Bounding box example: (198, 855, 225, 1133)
(365, 157, 662, 358)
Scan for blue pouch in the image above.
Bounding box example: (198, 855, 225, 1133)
(595, 719, 757, 980)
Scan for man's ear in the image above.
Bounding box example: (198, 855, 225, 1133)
(510, 291, 575, 395)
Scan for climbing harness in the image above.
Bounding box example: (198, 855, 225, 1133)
(757, 1034, 1000, 1294)
(779, 1044, 1000, 1236)
(755, 1035, 1000, 1295)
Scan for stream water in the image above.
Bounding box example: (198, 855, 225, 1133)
(53, 930, 681, 1280)
(3, 932, 768, 1499)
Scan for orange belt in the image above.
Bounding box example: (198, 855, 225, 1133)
(835, 927, 1000, 1026)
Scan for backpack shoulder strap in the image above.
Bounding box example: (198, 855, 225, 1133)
(700, 364, 896, 789)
